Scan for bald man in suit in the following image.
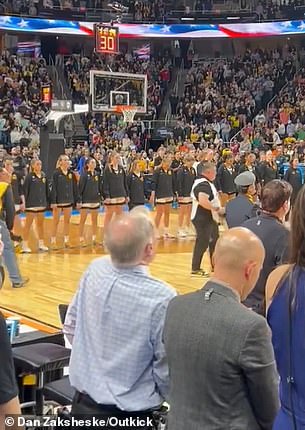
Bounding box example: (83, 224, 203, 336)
(164, 228, 279, 430)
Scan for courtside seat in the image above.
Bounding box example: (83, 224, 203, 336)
(43, 375, 75, 406)
(13, 343, 71, 414)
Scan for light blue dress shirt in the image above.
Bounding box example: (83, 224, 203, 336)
(64, 256, 176, 411)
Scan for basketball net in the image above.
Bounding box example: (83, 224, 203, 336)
(115, 105, 137, 124)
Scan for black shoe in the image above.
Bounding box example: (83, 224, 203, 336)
(12, 277, 29, 288)
(191, 269, 210, 277)
(10, 233, 22, 242)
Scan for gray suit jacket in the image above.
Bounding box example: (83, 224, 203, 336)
(163, 281, 279, 430)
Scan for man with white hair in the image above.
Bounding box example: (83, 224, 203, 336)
(64, 208, 176, 429)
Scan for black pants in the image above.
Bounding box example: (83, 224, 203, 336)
(191, 219, 219, 271)
(71, 392, 157, 430)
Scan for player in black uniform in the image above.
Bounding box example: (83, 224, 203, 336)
(127, 160, 145, 210)
(50, 155, 80, 249)
(283, 157, 303, 207)
(258, 150, 279, 186)
(3, 158, 24, 245)
(150, 154, 175, 239)
(216, 152, 237, 207)
(176, 154, 196, 238)
(102, 151, 128, 231)
(78, 157, 102, 247)
(22, 159, 49, 253)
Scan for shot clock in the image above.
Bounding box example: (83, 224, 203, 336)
(95, 24, 119, 54)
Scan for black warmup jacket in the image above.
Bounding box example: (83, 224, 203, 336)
(102, 166, 128, 199)
(127, 172, 145, 205)
(151, 167, 176, 199)
(79, 171, 102, 204)
(177, 166, 196, 197)
(11, 172, 24, 205)
(50, 168, 79, 206)
(23, 172, 48, 209)
(216, 164, 237, 194)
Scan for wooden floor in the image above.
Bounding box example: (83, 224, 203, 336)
(0, 212, 211, 329)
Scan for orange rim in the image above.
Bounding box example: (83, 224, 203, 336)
(114, 105, 137, 114)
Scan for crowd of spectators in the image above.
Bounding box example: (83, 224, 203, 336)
(0, 0, 169, 19)
(0, 53, 50, 150)
(2, 0, 305, 21)
(169, 48, 296, 148)
(0, 44, 302, 171)
(232, 64, 305, 156)
(255, 0, 305, 21)
(128, 0, 166, 21)
(1, 0, 102, 16)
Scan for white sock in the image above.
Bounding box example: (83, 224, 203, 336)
(92, 235, 96, 242)
(80, 236, 84, 242)
(51, 237, 56, 244)
(64, 236, 69, 243)
(39, 240, 44, 248)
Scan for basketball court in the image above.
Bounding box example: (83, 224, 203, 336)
(0, 24, 203, 331)
(0, 212, 209, 329)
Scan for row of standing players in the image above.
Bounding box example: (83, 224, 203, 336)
(7, 149, 298, 252)
(6, 151, 196, 251)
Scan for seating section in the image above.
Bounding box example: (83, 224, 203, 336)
(1, 0, 304, 21)
(0, 54, 50, 149)
(171, 48, 296, 146)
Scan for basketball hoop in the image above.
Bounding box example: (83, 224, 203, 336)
(115, 105, 137, 124)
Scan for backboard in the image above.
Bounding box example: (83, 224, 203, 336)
(89, 70, 148, 114)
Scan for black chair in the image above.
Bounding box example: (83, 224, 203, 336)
(42, 304, 75, 408)
(13, 342, 71, 415)
(43, 375, 75, 406)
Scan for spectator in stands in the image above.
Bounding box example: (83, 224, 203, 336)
(266, 185, 305, 430)
(242, 180, 291, 315)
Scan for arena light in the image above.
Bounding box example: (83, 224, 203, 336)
(181, 17, 195, 21)
(227, 16, 241, 20)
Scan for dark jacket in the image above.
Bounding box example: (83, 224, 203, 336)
(242, 213, 290, 315)
(151, 168, 175, 199)
(216, 164, 236, 194)
(79, 171, 102, 204)
(50, 168, 79, 206)
(102, 166, 128, 199)
(0, 312, 18, 404)
(23, 172, 48, 209)
(226, 194, 259, 228)
(258, 162, 278, 185)
(238, 163, 259, 182)
(127, 172, 145, 205)
(164, 281, 279, 430)
(176, 166, 196, 197)
(0, 183, 15, 231)
(283, 167, 303, 200)
(11, 172, 24, 205)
